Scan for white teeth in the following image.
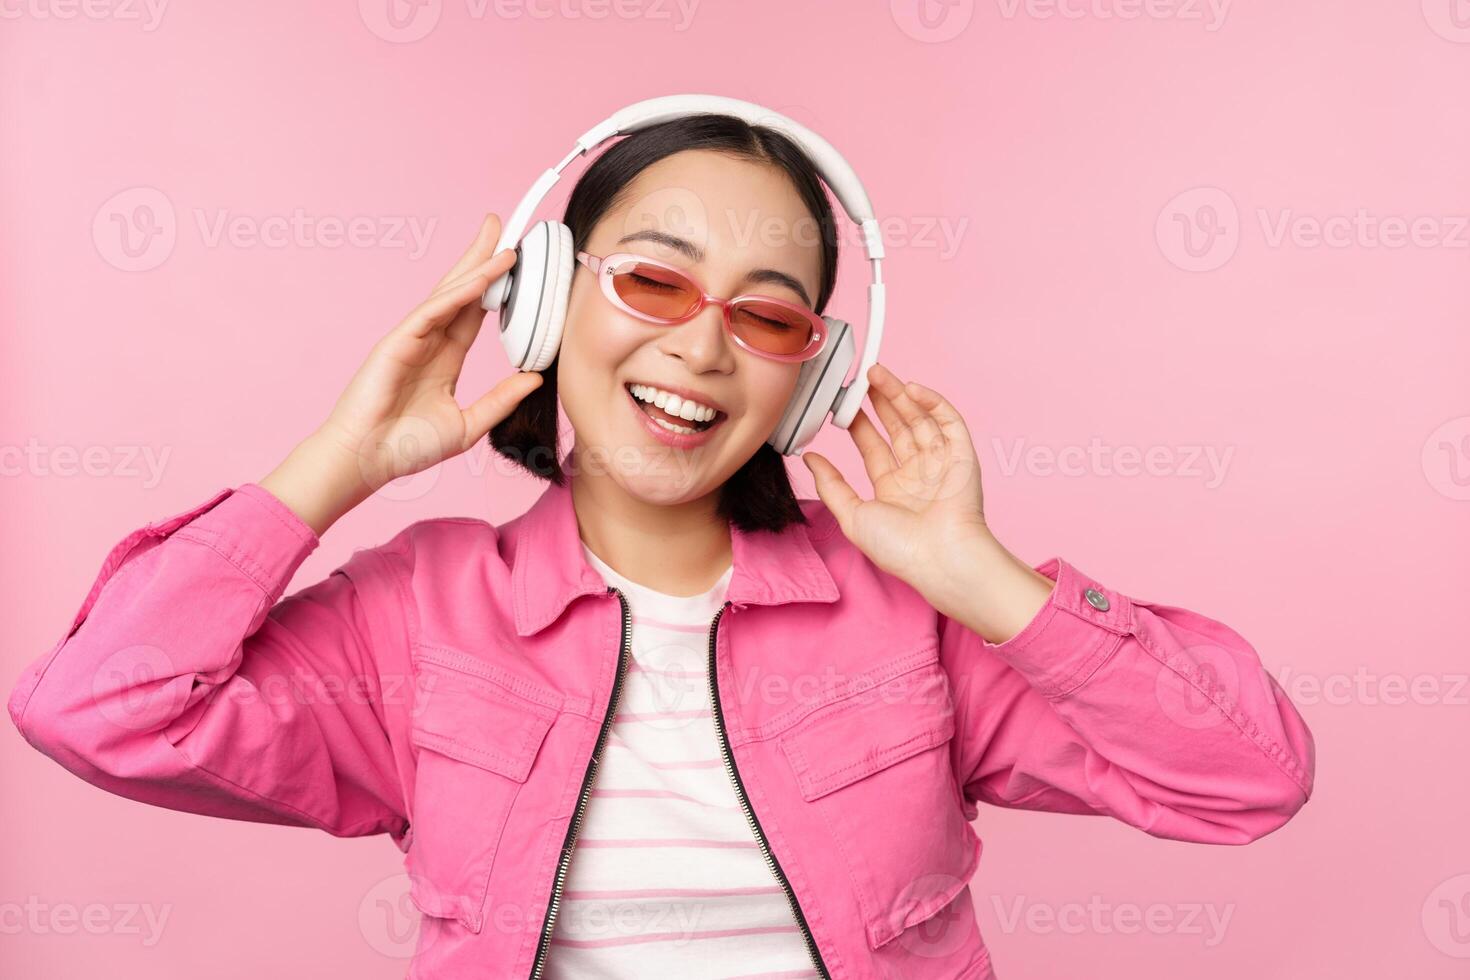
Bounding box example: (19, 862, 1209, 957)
(652, 417, 698, 435)
(629, 384, 718, 422)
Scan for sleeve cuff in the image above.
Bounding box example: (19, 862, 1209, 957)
(62, 483, 320, 638)
(980, 557, 1136, 699)
(168, 483, 322, 605)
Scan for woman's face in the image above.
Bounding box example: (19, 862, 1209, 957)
(557, 149, 825, 505)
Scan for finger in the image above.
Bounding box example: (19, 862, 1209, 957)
(802, 451, 863, 533)
(444, 296, 489, 349)
(847, 408, 896, 483)
(435, 213, 504, 290)
(400, 262, 508, 342)
(902, 380, 972, 442)
(461, 371, 545, 448)
(869, 362, 944, 454)
(439, 252, 517, 348)
(431, 247, 517, 301)
(434, 212, 499, 289)
(866, 374, 918, 461)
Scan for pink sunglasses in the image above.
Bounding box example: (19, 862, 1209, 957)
(576, 250, 828, 363)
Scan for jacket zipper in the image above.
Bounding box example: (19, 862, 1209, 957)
(527, 586, 632, 980)
(707, 600, 832, 979)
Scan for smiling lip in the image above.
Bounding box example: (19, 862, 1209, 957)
(625, 385, 728, 449)
(624, 380, 728, 418)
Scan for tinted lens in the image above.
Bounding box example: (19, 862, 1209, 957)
(609, 260, 701, 318)
(729, 299, 814, 356)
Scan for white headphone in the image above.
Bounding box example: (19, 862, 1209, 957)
(479, 93, 886, 457)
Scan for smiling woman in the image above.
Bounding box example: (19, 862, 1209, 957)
(8, 94, 1315, 980)
(488, 112, 841, 532)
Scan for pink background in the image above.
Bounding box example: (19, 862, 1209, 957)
(3, 2, 1467, 977)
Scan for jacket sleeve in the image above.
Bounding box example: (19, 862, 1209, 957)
(939, 556, 1315, 845)
(6, 483, 412, 845)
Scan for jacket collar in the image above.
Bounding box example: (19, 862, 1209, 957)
(511, 478, 839, 637)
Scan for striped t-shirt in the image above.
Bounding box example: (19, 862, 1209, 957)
(541, 540, 819, 979)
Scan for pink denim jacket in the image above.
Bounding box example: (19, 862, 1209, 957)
(8, 479, 1315, 979)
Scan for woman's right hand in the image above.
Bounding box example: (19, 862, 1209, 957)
(260, 213, 545, 536)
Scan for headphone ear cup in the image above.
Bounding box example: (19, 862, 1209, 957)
(498, 220, 576, 372)
(767, 316, 855, 457)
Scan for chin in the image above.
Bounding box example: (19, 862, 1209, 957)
(617, 468, 712, 506)
(614, 436, 755, 505)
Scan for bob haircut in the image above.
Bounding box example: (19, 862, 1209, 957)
(487, 113, 841, 535)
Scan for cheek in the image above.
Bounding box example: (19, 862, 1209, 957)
(556, 299, 647, 432)
(743, 366, 801, 427)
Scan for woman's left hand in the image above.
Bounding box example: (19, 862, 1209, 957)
(802, 362, 1054, 644)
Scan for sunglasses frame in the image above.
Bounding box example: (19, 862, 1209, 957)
(575, 250, 828, 363)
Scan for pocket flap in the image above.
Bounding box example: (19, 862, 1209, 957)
(410, 655, 558, 783)
(780, 662, 955, 802)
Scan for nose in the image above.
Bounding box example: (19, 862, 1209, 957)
(656, 298, 736, 374)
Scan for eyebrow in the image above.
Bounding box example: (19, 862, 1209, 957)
(615, 229, 814, 308)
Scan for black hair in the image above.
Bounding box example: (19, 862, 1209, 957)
(487, 113, 841, 534)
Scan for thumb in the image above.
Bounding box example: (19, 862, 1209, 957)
(802, 451, 861, 532)
(461, 371, 544, 448)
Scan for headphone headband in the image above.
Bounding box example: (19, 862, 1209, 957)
(482, 93, 885, 429)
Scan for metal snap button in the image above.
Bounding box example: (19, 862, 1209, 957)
(1084, 587, 1110, 612)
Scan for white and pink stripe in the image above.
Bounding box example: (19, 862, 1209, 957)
(540, 542, 819, 979)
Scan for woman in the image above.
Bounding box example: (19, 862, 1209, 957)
(7, 114, 1315, 980)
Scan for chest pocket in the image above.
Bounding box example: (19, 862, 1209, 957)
(778, 652, 982, 952)
(404, 648, 560, 934)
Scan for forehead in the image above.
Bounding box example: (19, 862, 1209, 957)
(592, 149, 824, 291)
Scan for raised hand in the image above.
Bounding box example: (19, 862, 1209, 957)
(260, 214, 544, 536)
(802, 362, 1053, 643)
